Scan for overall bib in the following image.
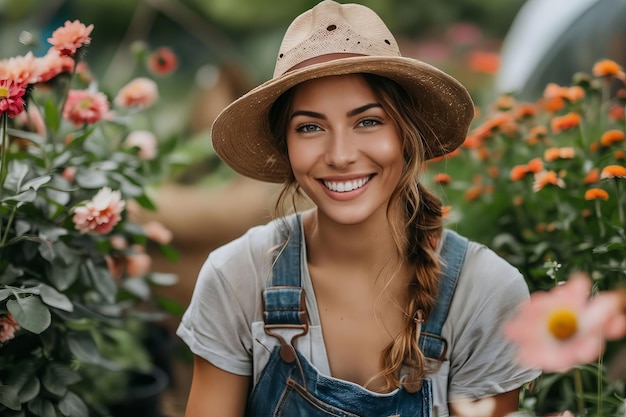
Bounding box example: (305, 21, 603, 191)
(247, 215, 468, 416)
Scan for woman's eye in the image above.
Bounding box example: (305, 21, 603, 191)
(295, 123, 321, 133)
(357, 118, 381, 127)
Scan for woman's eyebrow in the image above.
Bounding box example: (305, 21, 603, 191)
(290, 103, 382, 121)
(347, 103, 382, 117)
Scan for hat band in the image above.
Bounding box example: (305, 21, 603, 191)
(284, 53, 366, 75)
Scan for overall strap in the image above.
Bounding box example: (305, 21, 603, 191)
(262, 214, 309, 362)
(418, 229, 468, 361)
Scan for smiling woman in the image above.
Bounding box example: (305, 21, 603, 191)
(177, 2, 540, 417)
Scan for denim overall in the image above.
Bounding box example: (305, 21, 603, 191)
(247, 215, 468, 417)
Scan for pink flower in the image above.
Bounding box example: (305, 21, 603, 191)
(0, 313, 20, 343)
(114, 77, 158, 109)
(148, 47, 178, 76)
(35, 49, 74, 83)
(73, 187, 125, 235)
(61, 166, 77, 182)
(0, 52, 39, 84)
(0, 79, 27, 118)
(126, 245, 152, 277)
(47, 20, 94, 57)
(63, 89, 110, 126)
(143, 220, 173, 244)
(123, 130, 158, 160)
(503, 274, 624, 373)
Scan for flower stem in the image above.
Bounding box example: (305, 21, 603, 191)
(574, 367, 585, 416)
(1, 206, 17, 247)
(594, 200, 605, 238)
(597, 355, 604, 417)
(0, 113, 7, 194)
(615, 179, 624, 225)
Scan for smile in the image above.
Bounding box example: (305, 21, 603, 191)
(322, 176, 371, 193)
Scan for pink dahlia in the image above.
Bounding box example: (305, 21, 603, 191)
(35, 49, 74, 83)
(0, 52, 39, 84)
(0, 79, 27, 118)
(47, 20, 94, 57)
(63, 89, 110, 126)
(114, 77, 158, 109)
(0, 313, 20, 343)
(148, 47, 178, 76)
(73, 187, 125, 235)
(504, 274, 625, 373)
(123, 130, 158, 160)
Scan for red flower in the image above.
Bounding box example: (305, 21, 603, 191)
(0, 79, 26, 118)
(148, 47, 178, 76)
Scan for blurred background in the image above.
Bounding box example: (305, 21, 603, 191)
(2, 0, 626, 415)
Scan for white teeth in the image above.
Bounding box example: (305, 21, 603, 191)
(323, 176, 370, 192)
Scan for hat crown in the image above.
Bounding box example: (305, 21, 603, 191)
(273, 0, 401, 78)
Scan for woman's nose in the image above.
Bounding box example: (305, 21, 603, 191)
(324, 133, 358, 168)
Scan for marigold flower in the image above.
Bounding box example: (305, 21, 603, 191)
(0, 79, 27, 118)
(550, 112, 582, 134)
(441, 205, 452, 219)
(493, 95, 516, 111)
(114, 77, 158, 109)
(73, 187, 125, 235)
(600, 164, 626, 179)
(609, 104, 625, 121)
(527, 157, 543, 173)
(513, 195, 524, 206)
(533, 170, 565, 192)
(124, 130, 158, 160)
(600, 129, 625, 146)
(0, 313, 20, 343)
(464, 184, 483, 201)
(584, 188, 609, 200)
(559, 147, 575, 159)
(565, 86, 585, 102)
(63, 89, 110, 126)
(544, 147, 562, 162)
(592, 59, 622, 78)
(503, 273, 626, 373)
(467, 50, 499, 75)
(615, 150, 626, 160)
(509, 165, 529, 181)
(583, 168, 600, 184)
(148, 47, 178, 76)
(47, 20, 94, 57)
(514, 103, 537, 119)
(433, 173, 452, 185)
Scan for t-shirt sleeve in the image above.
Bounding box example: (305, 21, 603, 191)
(176, 228, 272, 376)
(446, 242, 541, 400)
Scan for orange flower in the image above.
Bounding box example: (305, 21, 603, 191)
(544, 147, 561, 162)
(513, 195, 524, 206)
(527, 125, 548, 145)
(592, 59, 622, 77)
(582, 208, 592, 218)
(533, 170, 565, 192)
(551, 112, 582, 134)
(514, 103, 537, 119)
(615, 150, 626, 160)
(527, 157, 544, 173)
(584, 188, 609, 200)
(510, 165, 529, 181)
(609, 104, 625, 121)
(493, 95, 516, 111)
(462, 134, 483, 149)
(600, 129, 625, 146)
(565, 86, 585, 102)
(600, 165, 626, 179)
(583, 168, 600, 184)
(433, 173, 452, 185)
(488, 165, 499, 178)
(559, 147, 576, 159)
(47, 20, 94, 57)
(441, 205, 452, 219)
(467, 50, 500, 74)
(465, 185, 484, 201)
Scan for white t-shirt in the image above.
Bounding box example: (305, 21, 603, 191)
(177, 213, 540, 416)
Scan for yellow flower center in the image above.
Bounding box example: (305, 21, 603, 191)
(0, 87, 9, 98)
(547, 308, 578, 340)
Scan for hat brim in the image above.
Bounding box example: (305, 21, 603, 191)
(211, 56, 474, 183)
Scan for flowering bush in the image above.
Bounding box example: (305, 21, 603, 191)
(0, 20, 181, 415)
(427, 59, 626, 416)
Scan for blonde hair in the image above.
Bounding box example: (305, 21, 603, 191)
(268, 74, 444, 392)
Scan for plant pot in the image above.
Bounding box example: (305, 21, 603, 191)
(108, 366, 169, 417)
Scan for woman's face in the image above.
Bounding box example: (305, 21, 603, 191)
(286, 74, 404, 226)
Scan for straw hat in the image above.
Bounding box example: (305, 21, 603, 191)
(211, 0, 474, 183)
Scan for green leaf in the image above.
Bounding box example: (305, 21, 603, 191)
(58, 391, 88, 417)
(46, 260, 80, 291)
(6, 127, 45, 146)
(43, 98, 60, 133)
(17, 376, 40, 403)
(0, 288, 14, 301)
(42, 363, 80, 396)
(132, 193, 156, 210)
(0, 264, 24, 285)
(0, 384, 21, 410)
(66, 331, 106, 365)
(84, 259, 117, 304)
(27, 396, 56, 417)
(38, 240, 54, 262)
(20, 175, 52, 193)
(7, 296, 51, 334)
(74, 168, 109, 189)
(4, 160, 29, 192)
(158, 244, 180, 263)
(149, 272, 178, 286)
(38, 284, 74, 312)
(1, 189, 37, 207)
(122, 277, 150, 300)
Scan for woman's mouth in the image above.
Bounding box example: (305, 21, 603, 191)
(322, 176, 371, 193)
